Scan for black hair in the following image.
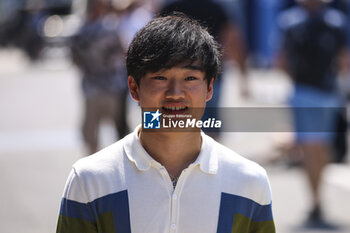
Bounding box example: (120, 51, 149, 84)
(126, 13, 222, 86)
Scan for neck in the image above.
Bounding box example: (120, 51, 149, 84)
(139, 130, 202, 177)
(302, 2, 324, 13)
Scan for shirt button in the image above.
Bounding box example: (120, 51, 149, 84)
(170, 223, 176, 230)
(172, 194, 177, 200)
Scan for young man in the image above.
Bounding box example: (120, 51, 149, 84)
(57, 15, 275, 233)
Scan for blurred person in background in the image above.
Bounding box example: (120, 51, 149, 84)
(114, 0, 154, 58)
(276, 0, 349, 227)
(70, 0, 131, 154)
(159, 0, 248, 140)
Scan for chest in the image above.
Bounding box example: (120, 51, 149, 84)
(126, 167, 221, 233)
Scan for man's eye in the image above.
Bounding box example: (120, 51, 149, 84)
(152, 76, 167, 80)
(185, 76, 197, 81)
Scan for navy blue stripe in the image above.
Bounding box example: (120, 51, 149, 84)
(91, 191, 131, 233)
(60, 190, 131, 233)
(60, 198, 95, 221)
(216, 192, 273, 233)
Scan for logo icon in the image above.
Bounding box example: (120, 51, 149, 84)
(143, 109, 162, 129)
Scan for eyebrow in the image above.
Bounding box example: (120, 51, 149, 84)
(182, 64, 204, 71)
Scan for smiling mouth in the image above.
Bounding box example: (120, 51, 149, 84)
(162, 106, 189, 114)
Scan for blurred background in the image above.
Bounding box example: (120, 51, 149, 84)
(0, 0, 350, 232)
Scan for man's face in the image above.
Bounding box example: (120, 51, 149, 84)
(128, 63, 213, 117)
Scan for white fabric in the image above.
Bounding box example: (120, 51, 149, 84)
(63, 126, 272, 233)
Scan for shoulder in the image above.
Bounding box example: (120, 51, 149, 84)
(204, 135, 272, 205)
(323, 8, 347, 29)
(216, 140, 268, 181)
(278, 6, 308, 31)
(73, 134, 132, 176)
(67, 134, 134, 201)
(205, 135, 266, 177)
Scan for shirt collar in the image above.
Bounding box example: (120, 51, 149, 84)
(191, 132, 218, 174)
(124, 126, 218, 174)
(123, 126, 154, 171)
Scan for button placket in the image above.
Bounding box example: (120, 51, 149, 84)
(156, 166, 176, 232)
(169, 167, 191, 232)
(159, 166, 174, 194)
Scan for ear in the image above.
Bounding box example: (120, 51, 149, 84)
(206, 78, 214, 102)
(128, 76, 140, 101)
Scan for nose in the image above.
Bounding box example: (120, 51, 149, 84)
(166, 79, 185, 100)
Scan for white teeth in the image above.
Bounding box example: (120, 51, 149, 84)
(163, 106, 186, 111)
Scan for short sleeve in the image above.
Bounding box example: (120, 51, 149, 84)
(56, 169, 97, 233)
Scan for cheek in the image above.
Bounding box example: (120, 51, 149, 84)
(143, 86, 166, 97)
(138, 88, 163, 106)
(186, 85, 210, 102)
(185, 83, 206, 92)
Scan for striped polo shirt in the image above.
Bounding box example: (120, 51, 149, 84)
(57, 126, 275, 233)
